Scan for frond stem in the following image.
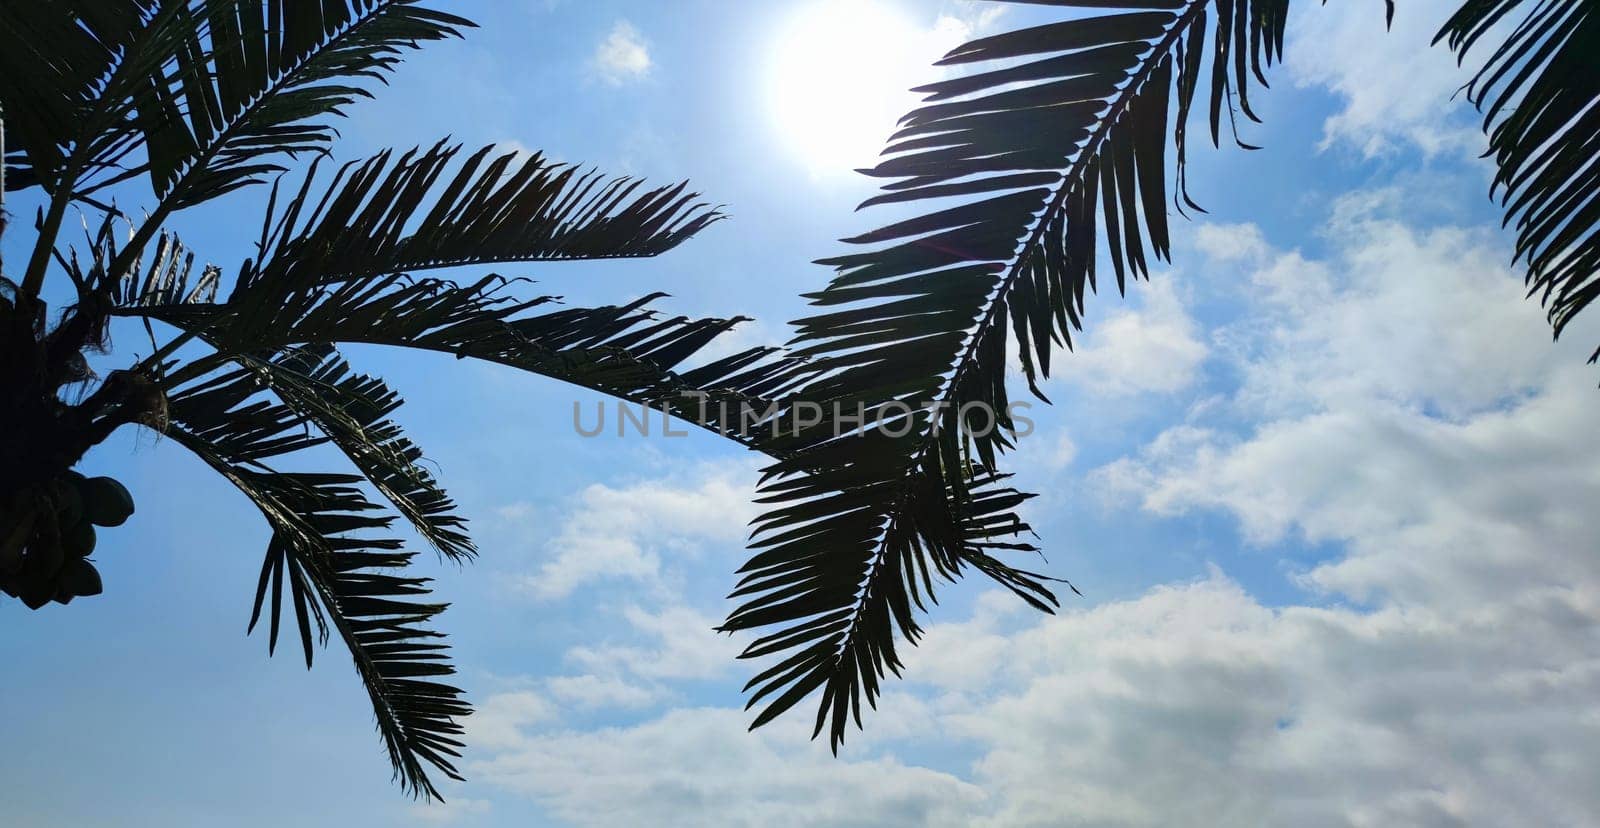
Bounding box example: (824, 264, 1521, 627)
(828, 0, 1210, 670)
(935, 0, 1205, 415)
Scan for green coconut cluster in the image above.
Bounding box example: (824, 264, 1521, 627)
(0, 471, 133, 609)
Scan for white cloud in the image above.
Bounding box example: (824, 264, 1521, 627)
(466, 691, 556, 753)
(1037, 196, 1600, 823)
(1054, 275, 1208, 396)
(461, 188, 1600, 825)
(407, 797, 492, 825)
(565, 604, 740, 684)
(1193, 222, 1270, 264)
(593, 21, 651, 86)
(544, 674, 656, 711)
(904, 570, 1600, 827)
(1286, 0, 1483, 158)
(1095, 196, 1600, 573)
(470, 707, 988, 828)
(511, 461, 757, 599)
(1044, 429, 1077, 470)
(1201, 191, 1565, 419)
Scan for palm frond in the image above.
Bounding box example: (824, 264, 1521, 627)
(1435, 0, 1600, 354)
(234, 343, 474, 560)
(0, 0, 161, 193)
(96, 141, 771, 449)
(143, 0, 471, 209)
(723, 467, 1063, 735)
(85, 139, 720, 310)
(51, 218, 224, 308)
(237, 142, 723, 289)
(730, 0, 1282, 749)
(130, 271, 805, 449)
(0, 1, 468, 204)
(163, 359, 468, 800)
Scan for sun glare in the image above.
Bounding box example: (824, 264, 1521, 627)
(767, 0, 958, 176)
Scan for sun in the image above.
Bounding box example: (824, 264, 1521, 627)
(767, 0, 953, 176)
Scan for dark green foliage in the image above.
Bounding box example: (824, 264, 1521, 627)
(0, 0, 762, 801)
(163, 361, 472, 798)
(0, 0, 471, 206)
(726, 0, 1291, 751)
(1435, 0, 1600, 355)
(728, 0, 1600, 751)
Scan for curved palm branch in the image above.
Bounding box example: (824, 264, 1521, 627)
(728, 0, 1283, 750)
(68, 143, 781, 796)
(0, 0, 470, 298)
(164, 358, 468, 798)
(149, 282, 784, 796)
(0, 0, 468, 201)
(1434, 0, 1600, 354)
(237, 141, 725, 286)
(3, 0, 790, 804)
(105, 141, 784, 446)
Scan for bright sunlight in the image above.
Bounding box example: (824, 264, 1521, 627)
(766, 0, 969, 175)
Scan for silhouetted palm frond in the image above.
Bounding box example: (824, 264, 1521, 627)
(67, 138, 774, 796)
(0, 0, 162, 194)
(728, 0, 1281, 750)
(3, 3, 756, 798)
(164, 357, 469, 799)
(238, 141, 724, 286)
(1435, 0, 1600, 354)
(0, 0, 469, 204)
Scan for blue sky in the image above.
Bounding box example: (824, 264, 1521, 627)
(6, 1, 1600, 825)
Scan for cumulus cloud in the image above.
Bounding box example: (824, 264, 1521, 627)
(466, 691, 557, 753)
(471, 707, 987, 828)
(593, 21, 651, 86)
(1059, 198, 1600, 821)
(565, 604, 738, 683)
(457, 187, 1600, 825)
(1212, 192, 1563, 418)
(510, 461, 757, 599)
(1044, 429, 1078, 470)
(907, 571, 1600, 827)
(1285, 0, 1483, 158)
(1052, 275, 1208, 396)
(407, 797, 492, 825)
(1095, 194, 1599, 564)
(543, 674, 656, 711)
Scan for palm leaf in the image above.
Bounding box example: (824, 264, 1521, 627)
(2, 1, 469, 298)
(730, 0, 1282, 749)
(93, 139, 720, 310)
(234, 343, 474, 560)
(144, 0, 472, 209)
(0, 1, 468, 204)
(163, 361, 468, 800)
(1434, 0, 1600, 355)
(723, 467, 1065, 734)
(237, 141, 723, 288)
(131, 270, 805, 449)
(103, 140, 789, 451)
(0, 0, 161, 193)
